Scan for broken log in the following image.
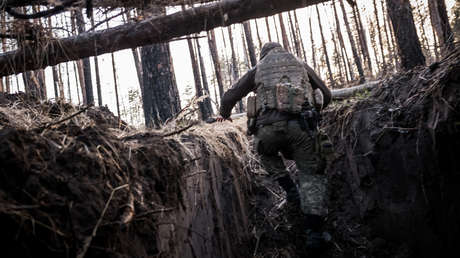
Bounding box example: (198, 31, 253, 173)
(331, 80, 380, 99)
(0, 0, 326, 77)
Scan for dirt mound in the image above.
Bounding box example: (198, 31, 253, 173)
(320, 49, 460, 257)
(0, 95, 253, 258)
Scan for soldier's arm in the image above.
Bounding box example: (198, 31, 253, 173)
(303, 63, 332, 108)
(220, 67, 257, 119)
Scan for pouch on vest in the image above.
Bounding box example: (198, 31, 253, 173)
(246, 95, 257, 118)
(275, 83, 305, 113)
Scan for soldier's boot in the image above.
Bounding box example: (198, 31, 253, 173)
(304, 214, 332, 251)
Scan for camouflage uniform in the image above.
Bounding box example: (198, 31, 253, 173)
(219, 42, 331, 217)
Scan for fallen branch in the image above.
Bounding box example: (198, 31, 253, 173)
(36, 106, 89, 132)
(331, 81, 380, 99)
(162, 122, 198, 138)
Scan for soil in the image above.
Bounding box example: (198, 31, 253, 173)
(0, 48, 459, 258)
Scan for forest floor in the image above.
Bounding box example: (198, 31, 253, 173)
(0, 48, 459, 258)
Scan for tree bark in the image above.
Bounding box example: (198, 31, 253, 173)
(278, 14, 291, 52)
(264, 17, 273, 42)
(0, 0, 327, 77)
(293, 11, 307, 61)
(352, 3, 372, 76)
(339, 0, 365, 83)
(195, 37, 213, 117)
(308, 17, 318, 72)
(386, 0, 425, 70)
(242, 21, 257, 67)
(428, 0, 455, 54)
(91, 13, 103, 106)
(332, 0, 353, 82)
(207, 30, 224, 101)
(288, 11, 302, 58)
(141, 42, 180, 127)
(381, 0, 397, 69)
(74, 10, 94, 105)
(373, 0, 386, 72)
(186, 33, 209, 121)
(273, 16, 281, 43)
(253, 20, 263, 51)
(316, 5, 334, 86)
(227, 25, 244, 112)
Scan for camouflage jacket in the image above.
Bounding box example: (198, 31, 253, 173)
(220, 63, 331, 126)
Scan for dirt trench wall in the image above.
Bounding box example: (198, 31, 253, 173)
(0, 95, 253, 258)
(322, 49, 460, 257)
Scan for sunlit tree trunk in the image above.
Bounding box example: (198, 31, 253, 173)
(339, 0, 365, 83)
(352, 3, 372, 76)
(333, 0, 353, 82)
(227, 25, 244, 112)
(386, 0, 426, 70)
(293, 11, 307, 60)
(74, 10, 94, 105)
(253, 20, 263, 51)
(243, 21, 257, 67)
(288, 11, 301, 58)
(373, 0, 386, 72)
(316, 5, 334, 86)
(428, 0, 454, 54)
(195, 37, 213, 116)
(308, 17, 318, 71)
(264, 17, 273, 42)
(207, 30, 224, 101)
(278, 14, 291, 52)
(90, 13, 103, 106)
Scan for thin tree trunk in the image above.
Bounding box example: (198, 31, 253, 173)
(381, 0, 397, 69)
(57, 65, 65, 100)
(125, 10, 144, 99)
(195, 37, 214, 116)
(373, 0, 387, 72)
(264, 17, 273, 42)
(333, 0, 353, 82)
(207, 30, 225, 101)
(414, 1, 432, 60)
(111, 52, 121, 119)
(331, 28, 344, 84)
(241, 27, 251, 69)
(316, 5, 334, 86)
(278, 14, 291, 52)
(288, 11, 301, 57)
(293, 11, 307, 60)
(65, 62, 72, 102)
(428, 0, 455, 54)
(74, 10, 94, 105)
(386, 0, 426, 70)
(0, 13, 10, 93)
(385, 2, 400, 67)
(73, 62, 81, 104)
(227, 25, 244, 112)
(273, 16, 281, 43)
(243, 21, 257, 67)
(339, 0, 365, 83)
(253, 20, 263, 51)
(352, 4, 372, 76)
(52, 65, 60, 99)
(308, 17, 318, 72)
(90, 14, 103, 106)
(186, 34, 208, 120)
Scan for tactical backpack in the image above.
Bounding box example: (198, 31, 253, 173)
(251, 47, 314, 117)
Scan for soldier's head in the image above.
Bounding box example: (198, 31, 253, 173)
(260, 42, 283, 60)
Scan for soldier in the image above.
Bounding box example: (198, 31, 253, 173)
(217, 42, 332, 249)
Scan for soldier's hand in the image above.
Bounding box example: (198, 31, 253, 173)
(216, 116, 233, 122)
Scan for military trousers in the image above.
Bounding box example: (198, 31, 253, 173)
(254, 120, 328, 216)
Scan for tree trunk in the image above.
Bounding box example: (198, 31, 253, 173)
(242, 21, 257, 67)
(207, 30, 225, 101)
(111, 52, 121, 119)
(65, 62, 72, 102)
(273, 16, 281, 43)
(264, 17, 273, 42)
(195, 37, 213, 116)
(74, 10, 94, 105)
(308, 17, 318, 72)
(288, 11, 302, 58)
(0, 0, 328, 77)
(373, 0, 387, 72)
(352, 3, 373, 76)
(333, 0, 354, 82)
(253, 20, 263, 51)
(381, 0, 397, 69)
(428, 0, 455, 54)
(316, 5, 334, 86)
(339, 0, 365, 83)
(141, 42, 181, 127)
(90, 14, 103, 106)
(73, 61, 82, 104)
(386, 0, 426, 70)
(186, 34, 209, 120)
(414, 1, 432, 61)
(57, 65, 65, 100)
(227, 25, 244, 112)
(293, 11, 307, 61)
(330, 27, 344, 84)
(278, 14, 291, 52)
